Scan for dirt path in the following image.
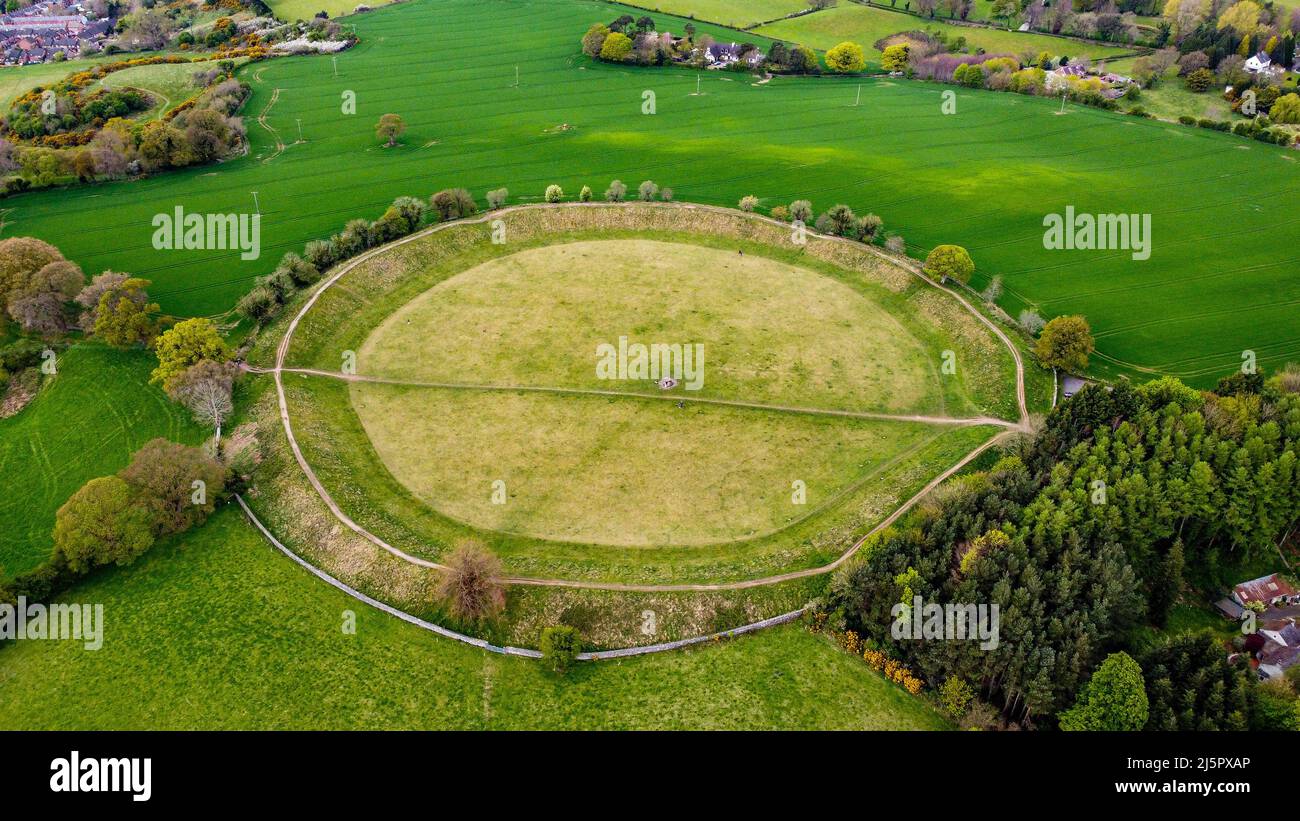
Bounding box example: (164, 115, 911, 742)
(255, 365, 1019, 430)
(262, 201, 1031, 592)
(257, 87, 285, 164)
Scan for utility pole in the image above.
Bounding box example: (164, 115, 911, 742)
(296, 118, 303, 142)
(513, 65, 519, 87)
(251, 191, 261, 215)
(1060, 93, 1067, 114)
(854, 85, 861, 106)
(332, 55, 338, 77)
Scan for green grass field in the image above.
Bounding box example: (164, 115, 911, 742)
(267, 0, 394, 21)
(754, 3, 1132, 60)
(0, 508, 950, 729)
(353, 383, 941, 545)
(0, 345, 204, 579)
(358, 239, 940, 412)
(4, 0, 1296, 386)
(622, 0, 808, 28)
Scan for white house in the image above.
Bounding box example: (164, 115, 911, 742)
(1244, 51, 1272, 74)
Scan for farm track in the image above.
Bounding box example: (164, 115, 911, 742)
(258, 201, 1030, 591)
(257, 87, 285, 163)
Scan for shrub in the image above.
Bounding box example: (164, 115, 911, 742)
(539, 625, 582, 674)
(659, 187, 673, 201)
(858, 213, 882, 241)
(430, 188, 477, 221)
(236, 285, 279, 322)
(823, 203, 858, 237)
(579, 185, 593, 202)
(738, 194, 759, 212)
(303, 239, 336, 269)
(1184, 67, 1213, 92)
(1178, 114, 1196, 125)
(599, 31, 633, 62)
(604, 179, 627, 202)
(1018, 309, 1046, 335)
(637, 180, 659, 201)
(770, 205, 789, 221)
(435, 541, 505, 622)
(981, 275, 1003, 303)
(277, 252, 320, 287)
(885, 235, 906, 254)
(486, 187, 508, 209)
(544, 184, 564, 203)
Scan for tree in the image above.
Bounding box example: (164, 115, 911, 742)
(825, 41, 866, 73)
(486, 187, 509, 209)
(0, 236, 62, 312)
(8, 291, 67, 334)
(939, 676, 975, 718)
(581, 23, 610, 58)
(1270, 93, 1300, 124)
(52, 476, 154, 574)
(738, 194, 759, 212)
(1035, 315, 1095, 372)
(1143, 631, 1253, 731)
(923, 244, 975, 284)
(93, 278, 159, 348)
(882, 43, 910, 72)
(1059, 652, 1149, 731)
(170, 360, 237, 442)
(375, 113, 405, 146)
(436, 541, 505, 622)
(545, 184, 564, 203)
(579, 185, 593, 202)
(599, 31, 633, 62)
(539, 625, 582, 674)
(821, 203, 858, 237)
(430, 188, 477, 221)
(119, 438, 226, 536)
(150, 317, 231, 393)
(1185, 66, 1214, 91)
(1019, 309, 1046, 334)
(1217, 0, 1262, 34)
(72, 150, 97, 183)
(637, 180, 659, 201)
(1148, 539, 1184, 627)
(605, 179, 627, 202)
(991, 0, 1018, 23)
(789, 200, 813, 222)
